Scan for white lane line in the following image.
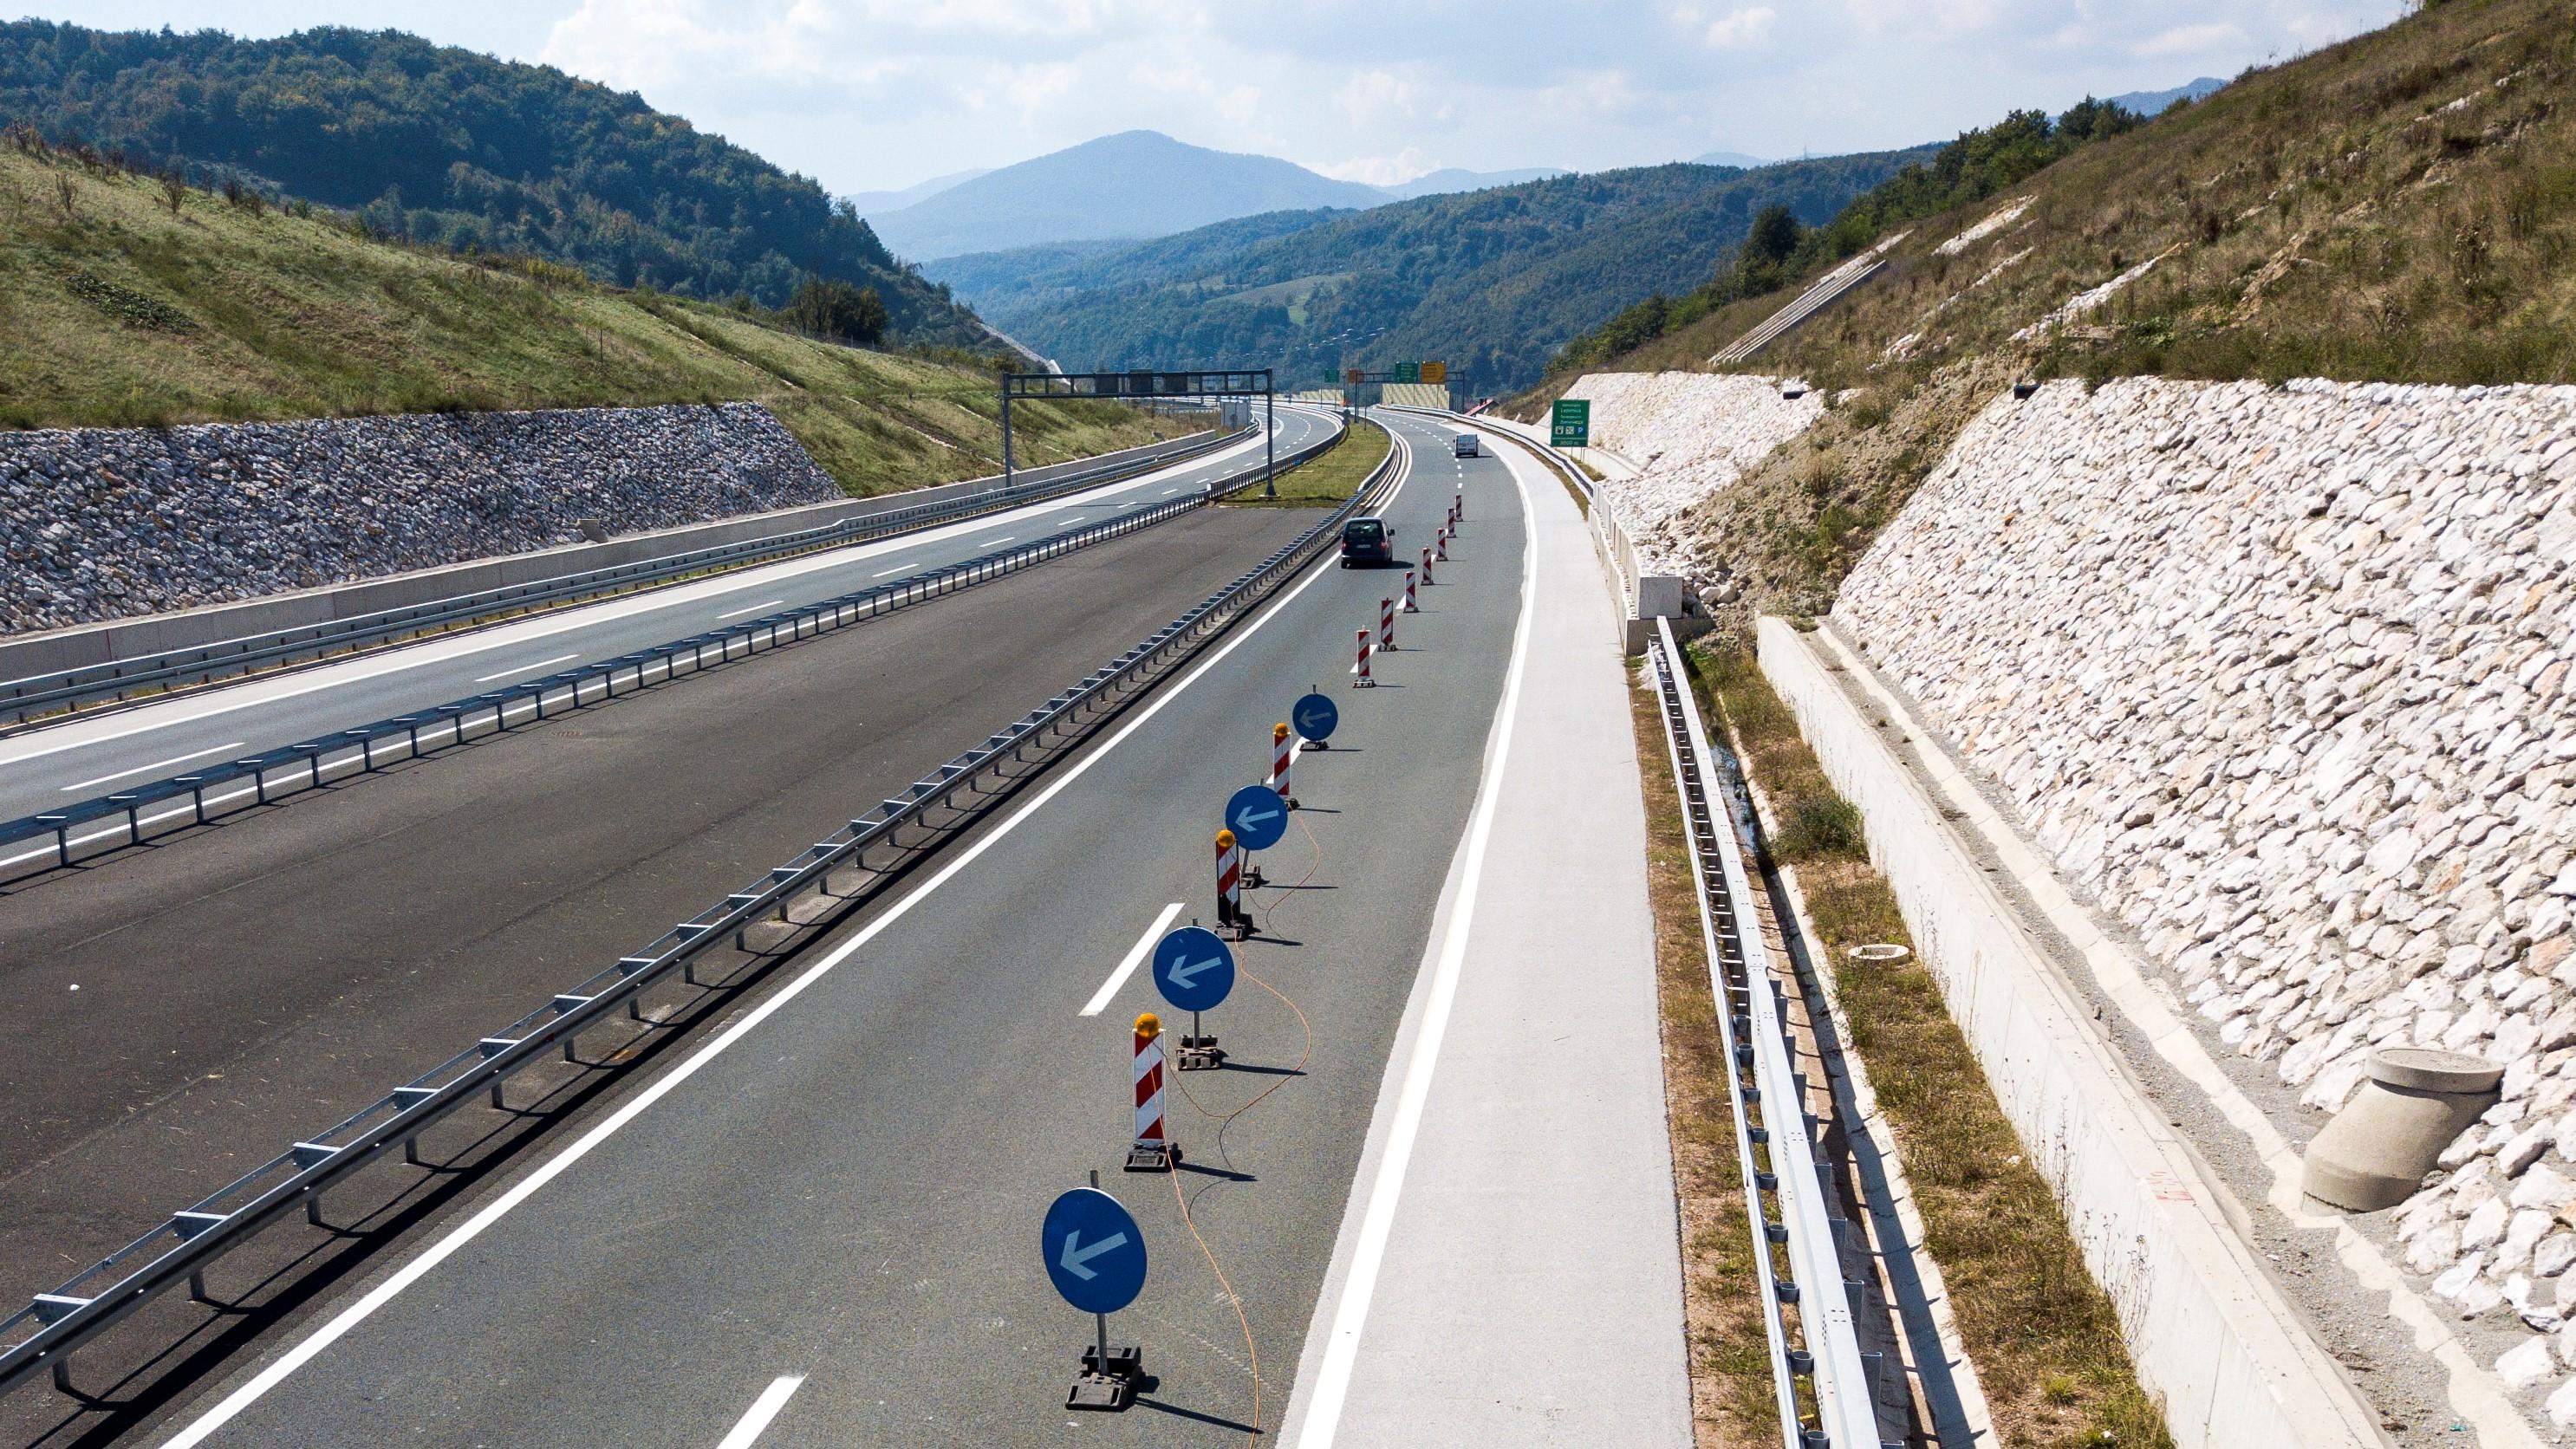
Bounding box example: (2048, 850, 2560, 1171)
(872, 564, 915, 578)
(714, 1374, 804, 1449)
(0, 431, 1280, 772)
(1294, 428, 1537, 1449)
(978, 536, 1016, 548)
(1083, 902, 1186, 1017)
(714, 599, 785, 621)
(471, 653, 581, 684)
(56, 741, 245, 793)
(159, 426, 1418, 1448)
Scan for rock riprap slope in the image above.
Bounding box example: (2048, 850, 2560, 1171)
(1834, 375, 2576, 1404)
(1561, 372, 1823, 572)
(1, 403, 842, 635)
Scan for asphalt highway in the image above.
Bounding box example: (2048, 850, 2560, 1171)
(0, 406, 1337, 830)
(0, 491, 1363, 1446)
(97, 409, 1529, 1446)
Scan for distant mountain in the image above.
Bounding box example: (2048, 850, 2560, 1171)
(844, 167, 989, 218)
(959, 152, 1928, 398)
(1693, 149, 1774, 169)
(0, 22, 988, 344)
(2104, 77, 2226, 116)
(866, 130, 1387, 261)
(1378, 166, 1569, 200)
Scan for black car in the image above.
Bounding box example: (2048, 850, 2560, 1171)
(1340, 516, 1394, 567)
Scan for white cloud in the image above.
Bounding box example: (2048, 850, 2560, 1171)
(1703, 5, 1776, 49)
(506, 0, 2410, 198)
(2136, 22, 2248, 59)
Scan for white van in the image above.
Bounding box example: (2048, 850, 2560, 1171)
(1454, 432, 1480, 458)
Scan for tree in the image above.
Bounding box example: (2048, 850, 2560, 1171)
(783, 275, 888, 344)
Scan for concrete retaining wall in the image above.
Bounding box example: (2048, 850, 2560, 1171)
(0, 424, 1215, 685)
(1760, 614, 2384, 1449)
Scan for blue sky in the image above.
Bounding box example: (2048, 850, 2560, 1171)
(36, 1, 2410, 194)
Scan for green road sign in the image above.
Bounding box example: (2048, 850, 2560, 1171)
(1551, 399, 1590, 447)
(1394, 362, 1420, 384)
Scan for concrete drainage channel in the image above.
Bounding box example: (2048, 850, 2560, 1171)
(0, 425, 1267, 730)
(0, 439, 1403, 1407)
(0, 424, 1345, 888)
(1646, 615, 1933, 1449)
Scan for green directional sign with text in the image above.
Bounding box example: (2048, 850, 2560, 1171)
(1394, 362, 1421, 384)
(1551, 398, 1590, 447)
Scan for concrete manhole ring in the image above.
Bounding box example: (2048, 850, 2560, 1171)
(1848, 943, 1910, 963)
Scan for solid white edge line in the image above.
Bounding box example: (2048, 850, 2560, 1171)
(712, 1374, 804, 1449)
(471, 653, 582, 684)
(0, 426, 1296, 772)
(1290, 417, 1537, 1448)
(1082, 901, 1186, 1017)
(55, 741, 245, 794)
(712, 600, 786, 622)
(159, 408, 1413, 1449)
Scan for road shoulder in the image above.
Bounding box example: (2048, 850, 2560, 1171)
(1279, 418, 1692, 1446)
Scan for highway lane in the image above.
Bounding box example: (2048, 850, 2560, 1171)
(0, 493, 1363, 1446)
(133, 410, 1526, 1446)
(0, 406, 1337, 828)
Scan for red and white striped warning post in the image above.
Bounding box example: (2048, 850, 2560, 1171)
(1403, 569, 1419, 613)
(1420, 547, 1435, 585)
(1125, 1012, 1175, 1172)
(1379, 596, 1397, 652)
(1434, 527, 1450, 562)
(1351, 627, 1375, 687)
(1215, 828, 1249, 936)
(1272, 722, 1297, 808)
(1454, 488, 1466, 522)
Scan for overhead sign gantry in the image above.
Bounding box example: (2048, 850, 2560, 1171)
(1002, 368, 1278, 498)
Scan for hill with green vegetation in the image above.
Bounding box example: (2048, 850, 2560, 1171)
(946, 154, 1927, 399)
(1509, 0, 2576, 626)
(0, 133, 1187, 494)
(0, 21, 986, 345)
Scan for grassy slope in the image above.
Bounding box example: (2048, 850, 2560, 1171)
(1508, 0, 2575, 622)
(0, 144, 1189, 495)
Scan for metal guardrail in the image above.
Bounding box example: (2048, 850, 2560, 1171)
(0, 413, 1400, 1403)
(0, 426, 1257, 729)
(0, 414, 1348, 888)
(1646, 615, 1886, 1449)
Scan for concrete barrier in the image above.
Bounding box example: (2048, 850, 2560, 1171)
(0, 429, 1222, 685)
(1757, 614, 2384, 1449)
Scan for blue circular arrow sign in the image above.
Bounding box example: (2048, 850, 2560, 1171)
(1043, 1187, 1146, 1315)
(1291, 692, 1339, 743)
(1225, 782, 1291, 852)
(1153, 926, 1236, 1013)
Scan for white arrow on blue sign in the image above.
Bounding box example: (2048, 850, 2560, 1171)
(1291, 692, 1339, 743)
(1226, 782, 1290, 852)
(1044, 1187, 1146, 1315)
(1153, 925, 1236, 1013)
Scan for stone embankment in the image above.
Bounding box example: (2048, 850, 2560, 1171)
(1559, 372, 1822, 573)
(1831, 375, 2576, 1413)
(1, 403, 843, 635)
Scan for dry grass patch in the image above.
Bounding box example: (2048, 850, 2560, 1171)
(1693, 643, 2172, 1449)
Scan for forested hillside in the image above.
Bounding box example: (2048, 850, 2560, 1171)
(0, 22, 987, 345)
(955, 154, 1923, 397)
